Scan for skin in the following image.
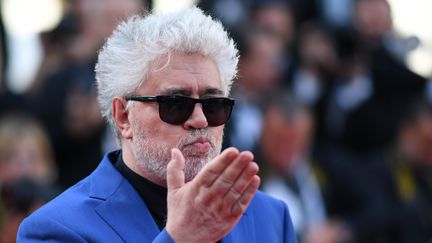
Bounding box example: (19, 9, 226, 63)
(253, 5, 295, 46)
(260, 108, 313, 174)
(354, 0, 392, 39)
(112, 52, 260, 242)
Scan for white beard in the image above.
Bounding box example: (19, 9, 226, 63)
(131, 128, 222, 182)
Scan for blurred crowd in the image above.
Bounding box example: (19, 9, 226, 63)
(0, 0, 149, 240)
(0, 0, 431, 242)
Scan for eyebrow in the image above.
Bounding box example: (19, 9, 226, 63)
(205, 87, 224, 95)
(161, 87, 224, 96)
(161, 88, 188, 96)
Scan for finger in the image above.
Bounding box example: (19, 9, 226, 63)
(167, 148, 185, 191)
(209, 151, 254, 193)
(196, 151, 254, 205)
(223, 162, 259, 208)
(231, 175, 260, 216)
(193, 147, 239, 187)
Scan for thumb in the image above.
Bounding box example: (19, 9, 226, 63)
(166, 148, 185, 191)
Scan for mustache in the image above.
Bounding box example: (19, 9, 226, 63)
(177, 129, 216, 149)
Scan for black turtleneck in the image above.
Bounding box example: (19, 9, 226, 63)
(114, 151, 167, 230)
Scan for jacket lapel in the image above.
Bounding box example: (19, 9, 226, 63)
(90, 153, 161, 242)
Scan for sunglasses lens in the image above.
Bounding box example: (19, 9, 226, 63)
(158, 96, 194, 125)
(203, 98, 234, 126)
(157, 96, 234, 126)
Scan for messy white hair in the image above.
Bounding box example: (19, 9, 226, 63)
(95, 7, 239, 130)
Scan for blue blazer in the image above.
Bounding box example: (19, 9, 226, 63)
(18, 151, 297, 243)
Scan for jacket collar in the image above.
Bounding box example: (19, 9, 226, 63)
(90, 151, 160, 242)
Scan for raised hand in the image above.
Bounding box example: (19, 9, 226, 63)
(166, 147, 260, 243)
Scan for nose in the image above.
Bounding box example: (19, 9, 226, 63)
(183, 103, 208, 129)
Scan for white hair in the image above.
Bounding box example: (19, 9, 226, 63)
(95, 7, 239, 129)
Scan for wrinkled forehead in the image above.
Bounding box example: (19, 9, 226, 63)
(138, 52, 224, 96)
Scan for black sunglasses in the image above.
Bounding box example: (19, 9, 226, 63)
(124, 95, 235, 126)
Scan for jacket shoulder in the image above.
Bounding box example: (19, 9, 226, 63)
(248, 191, 297, 243)
(251, 190, 287, 212)
(19, 177, 100, 228)
(17, 153, 125, 241)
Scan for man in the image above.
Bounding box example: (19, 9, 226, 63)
(258, 93, 353, 243)
(17, 7, 296, 242)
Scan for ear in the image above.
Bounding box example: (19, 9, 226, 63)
(112, 97, 133, 139)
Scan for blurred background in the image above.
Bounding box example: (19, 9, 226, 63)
(0, 0, 431, 242)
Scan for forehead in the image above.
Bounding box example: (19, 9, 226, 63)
(138, 52, 223, 96)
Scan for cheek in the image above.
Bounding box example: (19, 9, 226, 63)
(132, 106, 162, 133)
(132, 115, 179, 147)
(131, 111, 159, 144)
(213, 127, 224, 143)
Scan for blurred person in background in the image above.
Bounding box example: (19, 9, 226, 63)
(316, 99, 432, 243)
(257, 93, 425, 243)
(353, 0, 392, 47)
(0, 113, 57, 187)
(250, 0, 295, 46)
(197, 0, 250, 30)
(313, 27, 374, 152)
(28, 14, 79, 94)
(312, 0, 427, 155)
(1, 179, 59, 243)
(353, 0, 419, 63)
(290, 22, 339, 106)
(310, 25, 427, 243)
(197, 0, 320, 33)
(29, 0, 149, 93)
(249, 0, 297, 79)
(352, 0, 425, 103)
(258, 92, 352, 243)
(359, 99, 432, 243)
(224, 24, 285, 151)
(393, 101, 432, 243)
(222, 1, 294, 152)
(26, 0, 147, 188)
(64, 0, 148, 63)
(0, 113, 59, 243)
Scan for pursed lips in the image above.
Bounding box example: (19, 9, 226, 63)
(184, 137, 212, 154)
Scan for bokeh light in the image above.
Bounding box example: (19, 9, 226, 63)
(2, 0, 64, 92)
(2, 0, 63, 36)
(153, 0, 198, 13)
(388, 0, 432, 77)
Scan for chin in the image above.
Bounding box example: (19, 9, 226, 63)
(183, 156, 209, 181)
